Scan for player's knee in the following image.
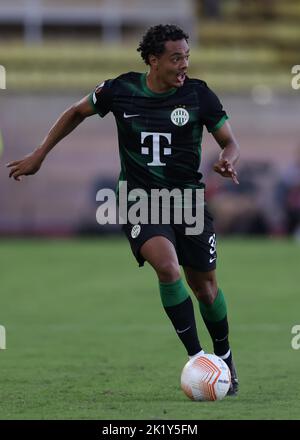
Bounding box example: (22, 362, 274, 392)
(191, 279, 218, 305)
(201, 287, 218, 306)
(156, 261, 181, 283)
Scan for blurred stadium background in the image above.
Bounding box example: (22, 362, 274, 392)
(1, 0, 300, 237)
(1, 0, 300, 421)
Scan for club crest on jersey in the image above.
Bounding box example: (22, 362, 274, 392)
(170, 107, 189, 126)
(131, 224, 141, 238)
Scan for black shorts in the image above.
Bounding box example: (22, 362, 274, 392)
(122, 207, 217, 272)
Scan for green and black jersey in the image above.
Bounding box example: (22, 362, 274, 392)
(89, 72, 228, 193)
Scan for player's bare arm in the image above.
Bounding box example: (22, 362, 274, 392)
(212, 121, 240, 184)
(7, 95, 97, 181)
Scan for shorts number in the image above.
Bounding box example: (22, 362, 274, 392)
(208, 233, 217, 256)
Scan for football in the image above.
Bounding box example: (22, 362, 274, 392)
(181, 353, 231, 401)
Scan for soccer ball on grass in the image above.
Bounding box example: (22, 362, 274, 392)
(181, 353, 231, 401)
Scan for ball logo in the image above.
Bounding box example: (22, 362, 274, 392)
(131, 224, 141, 238)
(171, 108, 189, 126)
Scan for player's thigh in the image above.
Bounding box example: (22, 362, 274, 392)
(174, 206, 217, 272)
(140, 236, 181, 282)
(183, 266, 218, 305)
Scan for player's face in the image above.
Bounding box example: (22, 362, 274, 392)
(153, 39, 190, 88)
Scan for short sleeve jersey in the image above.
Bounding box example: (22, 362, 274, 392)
(89, 72, 228, 193)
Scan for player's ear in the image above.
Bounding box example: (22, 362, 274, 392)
(148, 54, 159, 70)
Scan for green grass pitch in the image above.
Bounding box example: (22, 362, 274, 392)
(0, 237, 299, 420)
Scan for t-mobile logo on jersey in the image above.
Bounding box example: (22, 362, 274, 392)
(141, 132, 172, 166)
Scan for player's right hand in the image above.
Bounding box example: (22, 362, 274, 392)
(6, 149, 45, 181)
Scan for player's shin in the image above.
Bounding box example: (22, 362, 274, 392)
(198, 288, 231, 361)
(159, 278, 202, 356)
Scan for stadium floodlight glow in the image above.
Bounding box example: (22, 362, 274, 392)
(0, 326, 6, 350)
(0, 65, 6, 89)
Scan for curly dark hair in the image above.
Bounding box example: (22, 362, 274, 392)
(137, 24, 189, 65)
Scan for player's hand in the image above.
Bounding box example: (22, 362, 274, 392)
(213, 158, 239, 184)
(6, 149, 45, 181)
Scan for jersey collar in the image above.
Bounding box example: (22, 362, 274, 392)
(141, 73, 178, 98)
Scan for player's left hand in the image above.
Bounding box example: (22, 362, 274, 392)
(213, 159, 239, 184)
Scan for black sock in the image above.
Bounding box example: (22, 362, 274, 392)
(164, 297, 202, 356)
(203, 316, 230, 358)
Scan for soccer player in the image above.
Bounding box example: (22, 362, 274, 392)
(7, 24, 240, 395)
